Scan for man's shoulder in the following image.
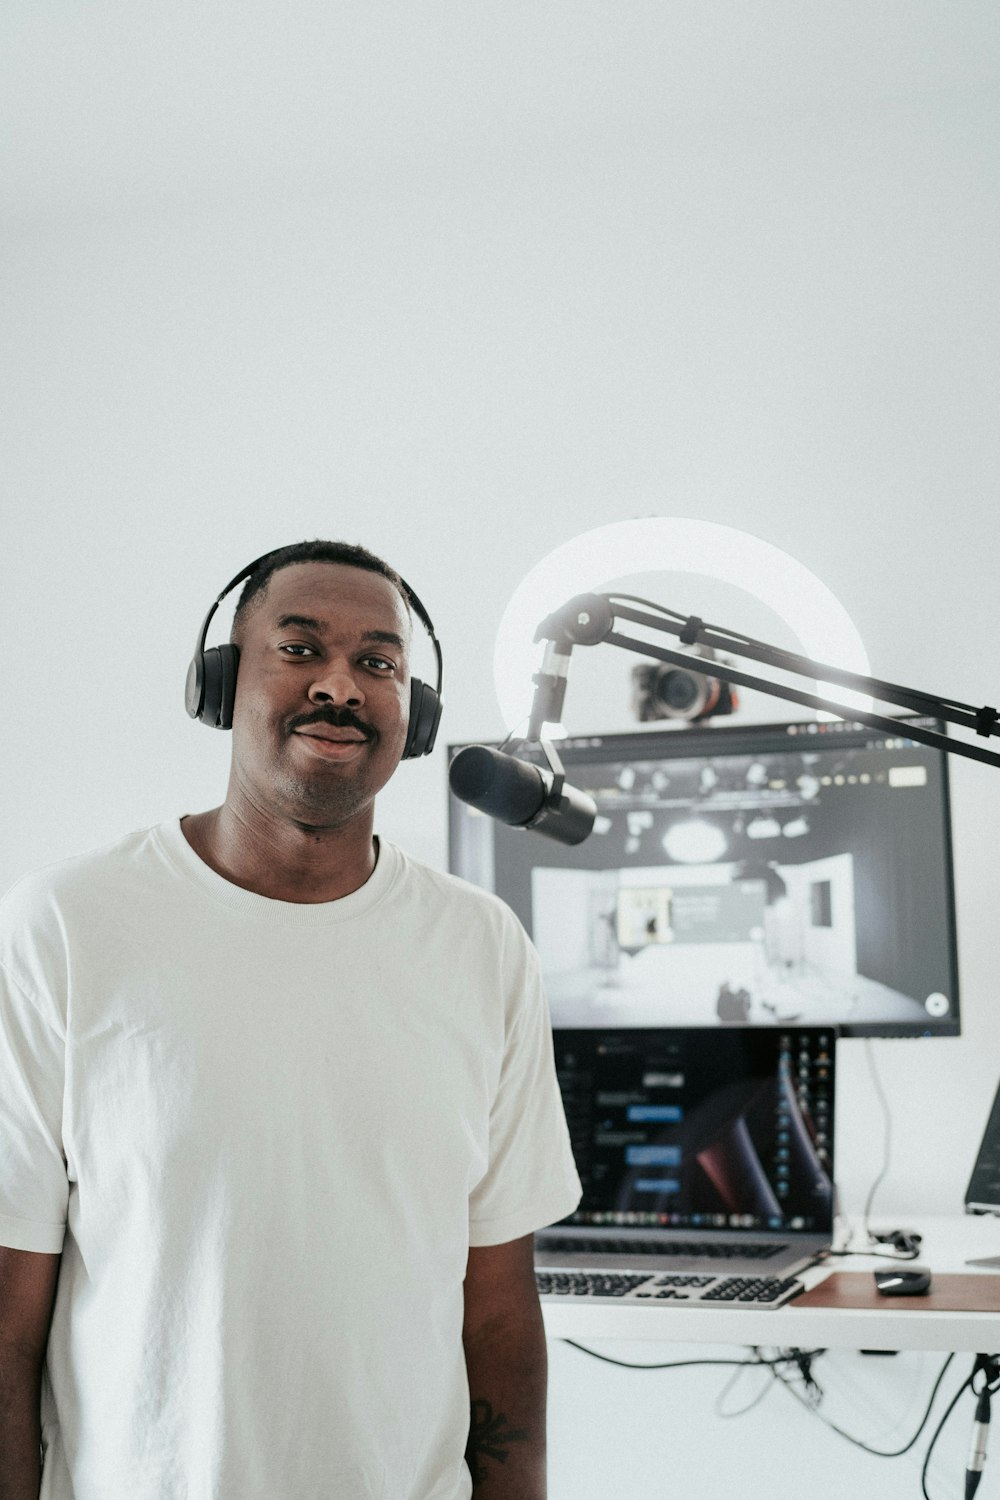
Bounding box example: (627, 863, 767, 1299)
(385, 846, 539, 989)
(387, 843, 523, 933)
(0, 825, 171, 1004)
(0, 823, 166, 919)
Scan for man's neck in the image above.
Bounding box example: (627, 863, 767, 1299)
(180, 803, 378, 904)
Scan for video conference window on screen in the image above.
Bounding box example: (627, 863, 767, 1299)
(448, 716, 960, 1038)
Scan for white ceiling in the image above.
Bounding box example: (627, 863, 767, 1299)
(3, 1, 998, 227)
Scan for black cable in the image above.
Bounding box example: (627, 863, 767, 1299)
(567, 1335, 982, 1490)
(771, 1350, 954, 1458)
(921, 1370, 976, 1500)
(494, 717, 528, 754)
(821, 1041, 922, 1267)
(561, 1341, 826, 1373)
(579, 1336, 956, 1463)
(714, 1357, 779, 1419)
(801, 1239, 921, 1268)
(604, 593, 690, 625)
(970, 1353, 1000, 1399)
(605, 592, 798, 658)
(578, 1338, 959, 1464)
(825, 1246, 923, 1262)
(862, 1038, 893, 1242)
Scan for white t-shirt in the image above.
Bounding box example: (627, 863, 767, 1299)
(0, 820, 581, 1500)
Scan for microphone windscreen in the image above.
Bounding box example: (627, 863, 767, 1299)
(448, 745, 546, 826)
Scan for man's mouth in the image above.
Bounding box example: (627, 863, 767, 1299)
(292, 724, 371, 760)
(295, 727, 368, 743)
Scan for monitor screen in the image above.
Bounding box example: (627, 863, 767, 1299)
(552, 1026, 835, 1233)
(448, 716, 960, 1037)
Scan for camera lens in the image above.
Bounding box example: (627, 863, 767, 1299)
(657, 670, 701, 712)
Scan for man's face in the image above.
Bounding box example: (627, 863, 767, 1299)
(230, 561, 413, 829)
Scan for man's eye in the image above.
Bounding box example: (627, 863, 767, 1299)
(278, 643, 315, 657)
(364, 656, 395, 671)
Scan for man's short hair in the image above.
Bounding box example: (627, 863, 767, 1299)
(230, 540, 411, 646)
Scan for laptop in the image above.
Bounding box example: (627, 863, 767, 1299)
(535, 1026, 835, 1282)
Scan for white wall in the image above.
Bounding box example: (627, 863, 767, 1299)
(2, 5, 998, 1495)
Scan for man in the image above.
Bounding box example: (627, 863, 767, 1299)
(0, 540, 582, 1500)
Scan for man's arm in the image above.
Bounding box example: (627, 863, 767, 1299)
(462, 1234, 548, 1499)
(0, 1247, 61, 1500)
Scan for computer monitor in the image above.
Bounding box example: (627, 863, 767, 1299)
(448, 715, 960, 1038)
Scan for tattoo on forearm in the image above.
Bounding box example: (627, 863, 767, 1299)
(465, 1398, 530, 1483)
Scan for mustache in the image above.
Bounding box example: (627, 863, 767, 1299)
(289, 708, 374, 740)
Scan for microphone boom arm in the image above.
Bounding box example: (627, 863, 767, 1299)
(525, 592, 1000, 771)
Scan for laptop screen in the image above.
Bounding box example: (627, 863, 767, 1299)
(552, 1026, 835, 1236)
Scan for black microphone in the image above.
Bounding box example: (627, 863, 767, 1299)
(449, 745, 596, 846)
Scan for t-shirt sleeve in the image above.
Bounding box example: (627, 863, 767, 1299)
(468, 915, 581, 1246)
(0, 960, 69, 1252)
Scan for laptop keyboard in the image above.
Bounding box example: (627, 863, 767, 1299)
(535, 1270, 805, 1308)
(538, 1237, 785, 1260)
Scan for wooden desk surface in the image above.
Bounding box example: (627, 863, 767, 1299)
(796, 1270, 1000, 1313)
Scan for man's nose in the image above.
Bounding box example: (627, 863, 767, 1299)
(308, 660, 365, 708)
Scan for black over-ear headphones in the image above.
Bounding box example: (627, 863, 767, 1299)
(184, 548, 443, 759)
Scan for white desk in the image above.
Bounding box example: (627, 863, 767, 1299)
(540, 1216, 1000, 1354)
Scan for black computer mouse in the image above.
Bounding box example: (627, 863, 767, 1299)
(873, 1266, 932, 1296)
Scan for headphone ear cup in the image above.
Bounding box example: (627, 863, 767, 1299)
(189, 644, 240, 728)
(200, 648, 224, 728)
(200, 645, 240, 730)
(216, 643, 239, 730)
(422, 689, 443, 756)
(404, 678, 443, 759)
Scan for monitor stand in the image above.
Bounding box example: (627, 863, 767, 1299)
(967, 1252, 1000, 1270)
